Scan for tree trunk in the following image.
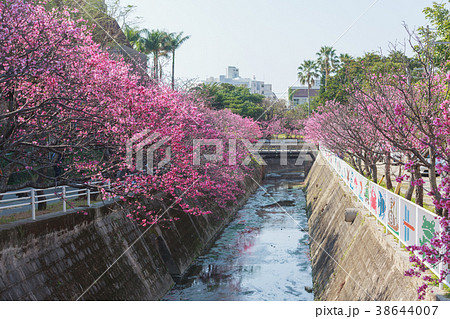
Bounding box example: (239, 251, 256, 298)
(363, 160, 370, 177)
(171, 50, 176, 90)
(357, 158, 363, 174)
(153, 53, 158, 80)
(36, 190, 46, 210)
(413, 165, 423, 207)
(0, 172, 8, 199)
(350, 156, 356, 170)
(36, 168, 48, 210)
(385, 152, 392, 190)
(371, 164, 378, 184)
(427, 153, 443, 216)
(405, 171, 415, 200)
(307, 84, 310, 116)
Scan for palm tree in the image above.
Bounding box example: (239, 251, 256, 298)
(123, 25, 142, 50)
(316, 46, 339, 89)
(297, 60, 319, 116)
(139, 29, 170, 81)
(167, 32, 191, 89)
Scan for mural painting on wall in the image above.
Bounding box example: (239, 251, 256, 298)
(377, 188, 386, 222)
(358, 178, 364, 202)
(350, 171, 355, 190)
(417, 213, 440, 273)
(387, 195, 399, 235)
(419, 215, 436, 246)
(370, 184, 377, 212)
(364, 181, 370, 206)
(401, 201, 416, 246)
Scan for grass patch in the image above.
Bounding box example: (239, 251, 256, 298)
(37, 198, 99, 215)
(423, 202, 435, 214)
(0, 215, 19, 225)
(378, 179, 395, 192)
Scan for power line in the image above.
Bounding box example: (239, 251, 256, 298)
(332, 0, 381, 47)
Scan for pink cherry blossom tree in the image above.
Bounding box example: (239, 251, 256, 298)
(0, 0, 263, 225)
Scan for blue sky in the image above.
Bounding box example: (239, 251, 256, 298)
(121, 0, 435, 98)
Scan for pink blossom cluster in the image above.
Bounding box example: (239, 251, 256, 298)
(0, 0, 262, 226)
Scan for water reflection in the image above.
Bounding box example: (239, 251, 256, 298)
(163, 170, 313, 301)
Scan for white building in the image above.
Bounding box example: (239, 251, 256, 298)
(205, 66, 275, 98)
(289, 82, 320, 107)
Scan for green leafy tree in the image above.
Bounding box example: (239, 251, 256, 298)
(420, 1, 450, 67)
(192, 83, 265, 120)
(312, 51, 420, 108)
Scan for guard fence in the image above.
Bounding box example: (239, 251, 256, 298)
(0, 181, 111, 221)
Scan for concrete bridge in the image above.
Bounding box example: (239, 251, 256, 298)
(258, 139, 318, 160)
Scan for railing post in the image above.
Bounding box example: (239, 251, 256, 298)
(384, 194, 388, 234)
(398, 197, 401, 248)
(438, 220, 444, 290)
(87, 185, 91, 207)
(415, 206, 419, 246)
(62, 186, 66, 212)
(107, 180, 111, 200)
(31, 189, 36, 220)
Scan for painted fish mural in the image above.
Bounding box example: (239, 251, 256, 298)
(364, 181, 370, 205)
(350, 171, 354, 190)
(358, 180, 364, 201)
(370, 186, 377, 211)
(378, 191, 386, 220)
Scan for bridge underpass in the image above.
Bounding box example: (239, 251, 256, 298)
(258, 141, 318, 177)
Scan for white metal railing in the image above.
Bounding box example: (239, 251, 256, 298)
(320, 148, 450, 289)
(0, 180, 111, 220)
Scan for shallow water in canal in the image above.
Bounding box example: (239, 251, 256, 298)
(163, 169, 313, 301)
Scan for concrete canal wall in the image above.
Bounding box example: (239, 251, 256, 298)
(0, 169, 263, 301)
(305, 153, 440, 301)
